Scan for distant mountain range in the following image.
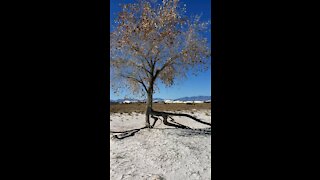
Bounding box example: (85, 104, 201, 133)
(110, 96, 211, 102)
(174, 96, 211, 101)
(110, 98, 142, 103)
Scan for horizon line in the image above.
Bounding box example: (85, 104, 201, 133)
(110, 95, 212, 100)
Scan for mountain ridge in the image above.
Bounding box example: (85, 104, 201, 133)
(110, 96, 211, 102)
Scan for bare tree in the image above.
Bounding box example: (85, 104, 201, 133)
(110, 0, 211, 128)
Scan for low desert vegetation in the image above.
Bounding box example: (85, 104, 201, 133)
(110, 103, 211, 113)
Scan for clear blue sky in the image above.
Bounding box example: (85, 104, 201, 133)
(110, 0, 211, 100)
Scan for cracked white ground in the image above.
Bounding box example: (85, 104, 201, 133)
(110, 110, 212, 180)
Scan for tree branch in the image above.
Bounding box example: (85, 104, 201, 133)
(137, 75, 148, 92)
(127, 41, 153, 69)
(129, 59, 152, 76)
(120, 74, 148, 92)
(154, 50, 187, 79)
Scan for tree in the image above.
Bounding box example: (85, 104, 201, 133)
(110, 0, 211, 128)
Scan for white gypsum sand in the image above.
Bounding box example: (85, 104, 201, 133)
(110, 110, 212, 180)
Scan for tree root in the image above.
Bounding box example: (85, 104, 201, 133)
(111, 108, 212, 139)
(110, 126, 147, 139)
(150, 109, 212, 128)
(150, 115, 159, 128)
(166, 116, 192, 129)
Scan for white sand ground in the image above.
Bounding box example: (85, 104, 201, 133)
(110, 110, 212, 180)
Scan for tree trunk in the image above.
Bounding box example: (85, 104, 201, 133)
(145, 90, 153, 128)
(145, 75, 155, 128)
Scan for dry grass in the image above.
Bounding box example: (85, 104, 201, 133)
(110, 103, 211, 113)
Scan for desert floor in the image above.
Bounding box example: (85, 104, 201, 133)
(110, 109, 212, 180)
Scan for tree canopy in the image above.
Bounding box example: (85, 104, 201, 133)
(110, 0, 211, 98)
